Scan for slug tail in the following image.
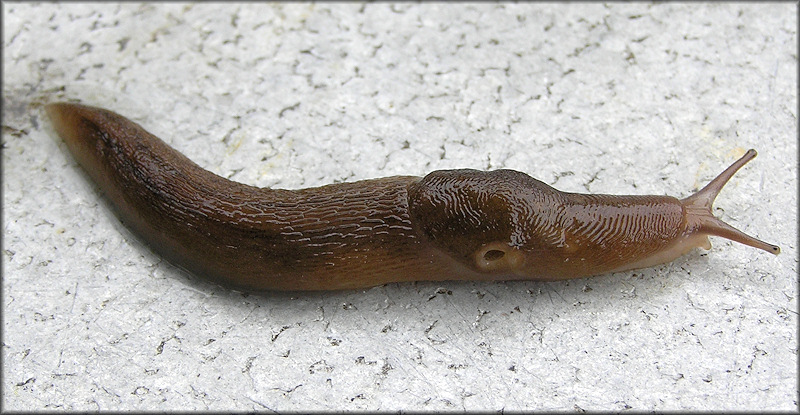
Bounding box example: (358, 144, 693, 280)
(681, 149, 780, 255)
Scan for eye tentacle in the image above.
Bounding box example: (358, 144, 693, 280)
(681, 149, 780, 255)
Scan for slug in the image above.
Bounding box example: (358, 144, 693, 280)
(46, 102, 780, 291)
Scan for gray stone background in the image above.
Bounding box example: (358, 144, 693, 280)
(2, 3, 796, 411)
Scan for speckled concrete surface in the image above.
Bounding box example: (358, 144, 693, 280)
(2, 3, 796, 411)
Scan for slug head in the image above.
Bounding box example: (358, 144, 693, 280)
(408, 151, 779, 281)
(680, 149, 780, 255)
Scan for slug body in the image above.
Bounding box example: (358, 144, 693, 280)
(46, 103, 779, 291)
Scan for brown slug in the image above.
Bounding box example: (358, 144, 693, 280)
(46, 102, 780, 291)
